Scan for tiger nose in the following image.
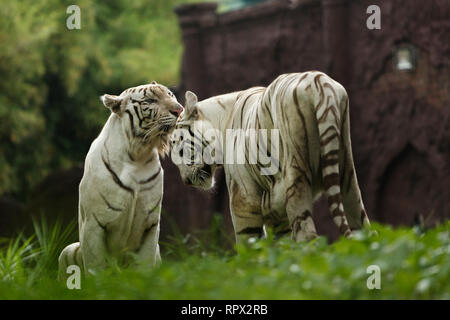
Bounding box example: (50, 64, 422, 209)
(170, 105, 183, 118)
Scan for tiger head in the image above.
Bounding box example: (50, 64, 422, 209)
(101, 81, 183, 155)
(171, 91, 220, 190)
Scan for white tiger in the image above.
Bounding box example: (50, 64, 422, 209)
(172, 71, 371, 243)
(58, 81, 183, 281)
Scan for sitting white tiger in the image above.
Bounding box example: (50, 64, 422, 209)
(172, 71, 371, 243)
(58, 81, 183, 281)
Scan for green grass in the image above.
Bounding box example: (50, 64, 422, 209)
(0, 217, 448, 299)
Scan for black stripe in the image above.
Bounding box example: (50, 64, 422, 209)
(329, 105, 340, 129)
(293, 80, 312, 174)
(327, 194, 341, 206)
(188, 126, 195, 139)
(314, 75, 325, 113)
(240, 93, 254, 127)
(192, 128, 209, 150)
(237, 227, 264, 236)
(128, 150, 135, 162)
(320, 132, 339, 146)
(149, 88, 161, 99)
(300, 210, 313, 220)
(340, 145, 347, 188)
(139, 167, 161, 184)
(275, 228, 291, 238)
(314, 73, 323, 91)
(323, 173, 340, 189)
(318, 106, 332, 123)
(292, 163, 312, 186)
(263, 101, 274, 124)
(290, 210, 313, 233)
(324, 149, 339, 160)
(103, 141, 110, 157)
(125, 110, 136, 137)
(145, 223, 157, 233)
(346, 169, 354, 193)
(322, 158, 339, 168)
(331, 206, 343, 218)
(102, 155, 134, 194)
(133, 105, 145, 128)
(341, 97, 349, 128)
(92, 213, 107, 231)
(323, 82, 338, 108)
(148, 198, 162, 215)
(273, 220, 291, 237)
(99, 192, 122, 212)
(73, 245, 82, 267)
(275, 228, 291, 234)
(201, 137, 210, 149)
(217, 100, 227, 110)
(140, 222, 159, 247)
(320, 125, 337, 139)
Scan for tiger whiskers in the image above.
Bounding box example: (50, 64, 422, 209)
(142, 115, 176, 142)
(132, 114, 177, 157)
(189, 165, 213, 188)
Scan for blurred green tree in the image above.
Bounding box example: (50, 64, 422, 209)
(0, 0, 200, 198)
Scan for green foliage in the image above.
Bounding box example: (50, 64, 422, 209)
(0, 235, 37, 282)
(161, 213, 234, 260)
(0, 219, 448, 299)
(0, 217, 76, 286)
(31, 218, 77, 275)
(0, 0, 198, 197)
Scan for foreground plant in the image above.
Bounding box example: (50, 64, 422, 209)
(0, 220, 448, 299)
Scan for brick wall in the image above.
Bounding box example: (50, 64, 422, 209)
(162, 0, 449, 240)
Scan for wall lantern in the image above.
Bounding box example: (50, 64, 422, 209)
(393, 45, 417, 71)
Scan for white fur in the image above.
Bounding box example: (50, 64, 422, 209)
(174, 72, 371, 243)
(59, 83, 181, 280)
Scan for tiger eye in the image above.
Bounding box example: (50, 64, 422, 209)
(145, 98, 157, 104)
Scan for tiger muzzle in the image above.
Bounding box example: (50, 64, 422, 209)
(169, 104, 184, 118)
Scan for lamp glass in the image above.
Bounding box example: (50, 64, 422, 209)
(395, 47, 415, 71)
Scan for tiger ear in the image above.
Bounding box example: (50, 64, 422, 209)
(151, 81, 157, 85)
(184, 90, 198, 119)
(101, 94, 124, 114)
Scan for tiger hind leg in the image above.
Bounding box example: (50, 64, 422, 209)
(315, 80, 352, 237)
(340, 163, 376, 236)
(58, 242, 83, 282)
(340, 135, 371, 229)
(341, 169, 371, 231)
(285, 166, 318, 242)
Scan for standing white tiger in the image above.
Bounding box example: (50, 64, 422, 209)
(58, 81, 183, 281)
(172, 71, 371, 243)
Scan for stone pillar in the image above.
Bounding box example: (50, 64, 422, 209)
(175, 3, 218, 101)
(321, 0, 350, 86)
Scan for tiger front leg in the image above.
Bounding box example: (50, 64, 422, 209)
(79, 215, 108, 275)
(285, 174, 318, 242)
(228, 178, 265, 244)
(231, 209, 265, 244)
(136, 221, 161, 267)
